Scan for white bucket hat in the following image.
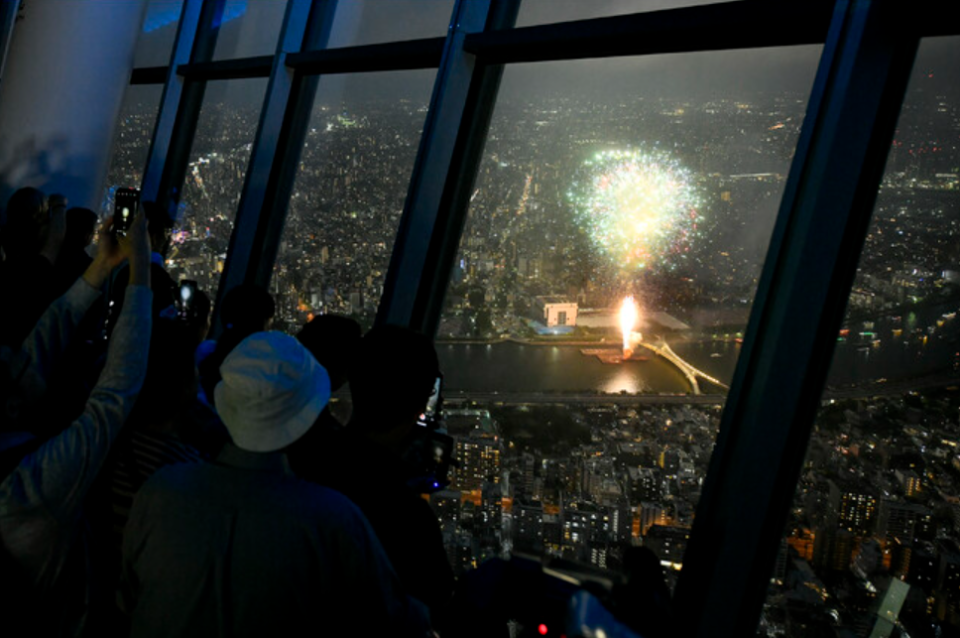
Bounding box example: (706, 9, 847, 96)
(214, 331, 331, 452)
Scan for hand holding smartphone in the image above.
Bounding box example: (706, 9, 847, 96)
(418, 374, 444, 428)
(114, 187, 140, 238)
(179, 280, 199, 319)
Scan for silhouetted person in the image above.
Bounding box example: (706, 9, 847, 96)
(608, 546, 673, 638)
(287, 314, 361, 480)
(1, 188, 68, 348)
(119, 332, 430, 637)
(309, 325, 455, 617)
(296, 314, 361, 392)
(86, 319, 206, 635)
(0, 208, 153, 637)
(2, 187, 49, 263)
(106, 201, 178, 333)
(189, 288, 212, 345)
(52, 207, 97, 297)
(197, 284, 275, 407)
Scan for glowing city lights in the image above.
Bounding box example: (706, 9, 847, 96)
(569, 148, 702, 272)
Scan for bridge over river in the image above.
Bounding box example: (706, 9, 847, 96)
(636, 340, 730, 394)
(580, 339, 731, 395)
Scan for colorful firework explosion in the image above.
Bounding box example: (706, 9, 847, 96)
(569, 149, 702, 272)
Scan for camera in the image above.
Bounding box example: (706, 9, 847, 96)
(113, 187, 140, 237)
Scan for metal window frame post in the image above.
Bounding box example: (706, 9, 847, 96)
(140, 0, 225, 216)
(376, 0, 521, 335)
(672, 2, 920, 637)
(214, 0, 339, 329)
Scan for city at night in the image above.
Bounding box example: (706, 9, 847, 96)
(2, 2, 959, 637)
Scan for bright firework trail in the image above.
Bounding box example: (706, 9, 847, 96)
(620, 295, 639, 358)
(569, 148, 702, 273)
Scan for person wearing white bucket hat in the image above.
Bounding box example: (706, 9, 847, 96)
(214, 331, 330, 452)
(119, 332, 431, 637)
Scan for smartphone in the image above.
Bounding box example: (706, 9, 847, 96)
(114, 188, 140, 237)
(425, 430, 455, 488)
(418, 374, 443, 428)
(403, 429, 455, 493)
(179, 280, 198, 319)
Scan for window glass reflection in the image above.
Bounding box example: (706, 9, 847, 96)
(516, 0, 739, 28)
(134, 0, 184, 67)
(435, 47, 820, 586)
(166, 79, 269, 298)
(211, 0, 288, 60)
(102, 84, 164, 216)
(272, 70, 438, 333)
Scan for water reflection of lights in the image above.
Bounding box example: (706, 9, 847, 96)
(602, 365, 643, 394)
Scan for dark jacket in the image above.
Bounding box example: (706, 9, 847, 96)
(298, 425, 455, 615)
(0, 253, 58, 349)
(51, 247, 93, 300)
(119, 444, 430, 638)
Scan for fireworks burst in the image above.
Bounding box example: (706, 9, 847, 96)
(569, 148, 702, 272)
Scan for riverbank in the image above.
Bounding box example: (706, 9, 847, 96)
(434, 334, 737, 347)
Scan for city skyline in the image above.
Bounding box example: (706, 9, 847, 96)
(102, 15, 960, 636)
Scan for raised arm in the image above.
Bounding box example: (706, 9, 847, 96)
(0, 209, 152, 523)
(6, 212, 135, 411)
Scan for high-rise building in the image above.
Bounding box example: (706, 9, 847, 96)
(644, 525, 691, 567)
(445, 409, 503, 493)
(878, 499, 933, 545)
(513, 499, 544, 552)
(909, 542, 939, 593)
(639, 502, 668, 537)
(936, 540, 960, 625)
(895, 469, 923, 497)
(828, 478, 878, 536)
(628, 467, 662, 503)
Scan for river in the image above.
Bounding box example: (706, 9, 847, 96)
(436, 305, 960, 395)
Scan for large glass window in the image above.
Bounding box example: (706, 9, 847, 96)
(326, 0, 454, 49)
(102, 1, 183, 215)
(515, 0, 739, 27)
(103, 84, 164, 216)
(211, 0, 288, 60)
(271, 70, 438, 334)
(134, 0, 184, 67)
(758, 37, 960, 638)
(166, 78, 269, 298)
(432, 47, 822, 586)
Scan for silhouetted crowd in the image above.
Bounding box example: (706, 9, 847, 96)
(0, 188, 454, 637)
(0, 187, 678, 638)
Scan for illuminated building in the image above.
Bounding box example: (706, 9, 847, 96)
(644, 525, 691, 567)
(829, 478, 878, 536)
(878, 499, 933, 544)
(537, 296, 578, 328)
(909, 542, 938, 593)
(514, 499, 544, 552)
(639, 502, 668, 537)
(628, 467, 662, 503)
(444, 409, 503, 493)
